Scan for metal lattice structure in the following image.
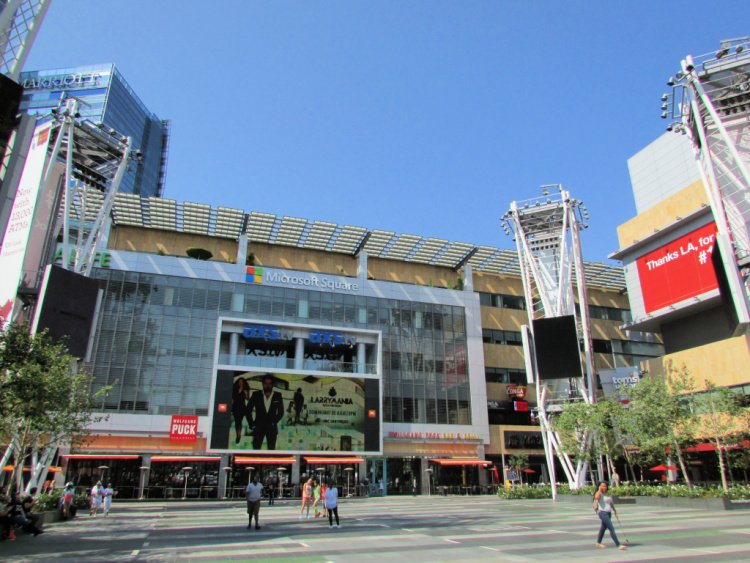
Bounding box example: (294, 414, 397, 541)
(47, 99, 133, 276)
(663, 36, 750, 329)
(0, 0, 50, 80)
(502, 186, 597, 493)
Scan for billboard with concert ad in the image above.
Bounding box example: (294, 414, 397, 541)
(209, 370, 382, 455)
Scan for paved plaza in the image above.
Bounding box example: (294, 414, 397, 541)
(2, 495, 750, 562)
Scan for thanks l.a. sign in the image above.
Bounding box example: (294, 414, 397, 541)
(169, 415, 198, 442)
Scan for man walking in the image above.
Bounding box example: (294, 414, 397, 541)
(246, 474, 263, 530)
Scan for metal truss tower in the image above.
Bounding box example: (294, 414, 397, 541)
(663, 36, 750, 329)
(47, 98, 133, 276)
(0, 99, 133, 493)
(502, 186, 596, 494)
(0, 0, 50, 80)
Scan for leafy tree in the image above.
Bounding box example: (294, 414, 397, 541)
(623, 365, 698, 487)
(0, 323, 107, 492)
(693, 382, 750, 493)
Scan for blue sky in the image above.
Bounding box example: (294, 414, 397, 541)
(23, 1, 749, 262)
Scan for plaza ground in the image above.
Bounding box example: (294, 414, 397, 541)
(2, 495, 749, 562)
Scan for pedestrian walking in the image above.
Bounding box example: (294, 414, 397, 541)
(90, 481, 104, 517)
(325, 481, 340, 528)
(312, 480, 323, 518)
(299, 478, 313, 519)
(246, 474, 263, 530)
(593, 481, 626, 550)
(268, 475, 278, 506)
(102, 483, 115, 516)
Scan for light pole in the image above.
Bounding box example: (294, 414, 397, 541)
(277, 467, 287, 499)
(97, 465, 109, 483)
(425, 468, 433, 497)
(344, 467, 353, 497)
(139, 466, 149, 500)
(222, 467, 232, 499)
(181, 467, 192, 500)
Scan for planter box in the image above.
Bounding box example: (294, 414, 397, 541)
(553, 494, 749, 511)
(38, 510, 62, 525)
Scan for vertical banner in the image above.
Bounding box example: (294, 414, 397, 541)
(0, 123, 52, 326)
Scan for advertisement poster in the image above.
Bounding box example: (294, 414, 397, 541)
(220, 371, 367, 452)
(636, 222, 719, 313)
(0, 123, 51, 326)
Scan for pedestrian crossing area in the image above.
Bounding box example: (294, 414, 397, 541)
(3, 496, 750, 561)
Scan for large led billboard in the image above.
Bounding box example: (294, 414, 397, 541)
(636, 222, 718, 313)
(209, 370, 381, 454)
(532, 315, 582, 380)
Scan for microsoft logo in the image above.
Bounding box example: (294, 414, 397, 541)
(246, 266, 263, 284)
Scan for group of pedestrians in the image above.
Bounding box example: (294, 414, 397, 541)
(89, 481, 115, 517)
(1, 488, 44, 540)
(246, 475, 341, 530)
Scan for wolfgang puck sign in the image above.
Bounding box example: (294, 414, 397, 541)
(169, 415, 198, 442)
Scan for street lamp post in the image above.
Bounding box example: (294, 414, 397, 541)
(181, 467, 193, 500)
(139, 466, 149, 500)
(425, 468, 433, 497)
(222, 467, 232, 499)
(344, 467, 353, 497)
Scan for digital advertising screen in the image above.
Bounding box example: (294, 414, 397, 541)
(635, 222, 719, 314)
(532, 315, 582, 380)
(209, 370, 381, 454)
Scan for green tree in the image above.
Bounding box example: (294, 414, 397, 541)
(623, 365, 698, 487)
(693, 382, 750, 493)
(0, 323, 107, 492)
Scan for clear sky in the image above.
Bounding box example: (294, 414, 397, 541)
(23, 1, 749, 263)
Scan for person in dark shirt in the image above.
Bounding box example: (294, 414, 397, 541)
(247, 374, 285, 450)
(8, 492, 43, 536)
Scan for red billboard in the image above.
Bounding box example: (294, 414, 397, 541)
(636, 222, 719, 313)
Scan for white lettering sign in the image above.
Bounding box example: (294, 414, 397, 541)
(266, 271, 360, 293)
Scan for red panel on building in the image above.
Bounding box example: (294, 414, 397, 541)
(636, 222, 719, 313)
(169, 415, 199, 442)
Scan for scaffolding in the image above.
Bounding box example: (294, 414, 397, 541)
(502, 186, 596, 495)
(663, 36, 750, 330)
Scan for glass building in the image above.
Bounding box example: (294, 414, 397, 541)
(18, 63, 169, 197)
(48, 196, 658, 499)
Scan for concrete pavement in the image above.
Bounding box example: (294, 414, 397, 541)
(2, 495, 749, 561)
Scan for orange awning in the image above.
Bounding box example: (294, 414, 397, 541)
(234, 456, 296, 465)
(3, 465, 62, 472)
(430, 458, 491, 466)
(304, 457, 364, 464)
(150, 456, 221, 463)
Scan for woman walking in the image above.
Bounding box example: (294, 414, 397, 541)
(299, 478, 314, 519)
(593, 481, 626, 550)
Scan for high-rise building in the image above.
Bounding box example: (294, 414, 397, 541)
(18, 63, 169, 197)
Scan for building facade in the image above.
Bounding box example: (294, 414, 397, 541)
(51, 195, 659, 498)
(613, 131, 750, 482)
(18, 63, 169, 197)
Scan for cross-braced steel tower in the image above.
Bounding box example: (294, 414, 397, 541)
(0, 0, 50, 80)
(662, 36, 750, 330)
(502, 186, 596, 494)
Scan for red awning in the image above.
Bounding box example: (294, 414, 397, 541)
(686, 440, 749, 453)
(303, 457, 364, 464)
(62, 455, 140, 460)
(234, 456, 296, 465)
(430, 458, 491, 466)
(150, 456, 221, 463)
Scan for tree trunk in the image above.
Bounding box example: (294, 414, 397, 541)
(673, 442, 692, 488)
(715, 438, 729, 493)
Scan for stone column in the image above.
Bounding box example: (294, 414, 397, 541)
(218, 455, 230, 498)
(356, 342, 366, 373)
(138, 455, 151, 500)
(294, 337, 305, 370)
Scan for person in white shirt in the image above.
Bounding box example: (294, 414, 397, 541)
(102, 483, 114, 516)
(245, 475, 264, 530)
(89, 481, 103, 517)
(324, 481, 340, 528)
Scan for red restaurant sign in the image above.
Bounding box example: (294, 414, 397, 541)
(169, 415, 198, 442)
(636, 222, 719, 313)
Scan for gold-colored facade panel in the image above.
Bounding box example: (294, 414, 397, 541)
(617, 180, 708, 248)
(641, 334, 750, 388)
(108, 226, 238, 263)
